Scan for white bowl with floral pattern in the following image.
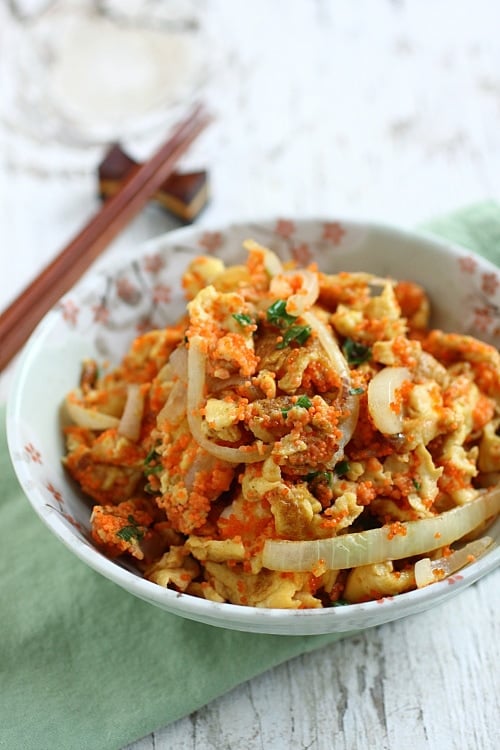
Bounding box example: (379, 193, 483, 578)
(7, 218, 500, 635)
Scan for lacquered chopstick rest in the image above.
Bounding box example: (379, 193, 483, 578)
(98, 144, 209, 223)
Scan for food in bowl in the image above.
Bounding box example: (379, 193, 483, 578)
(61, 239, 500, 609)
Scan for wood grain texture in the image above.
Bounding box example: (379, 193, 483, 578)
(1, 1, 499, 749)
(125, 574, 499, 750)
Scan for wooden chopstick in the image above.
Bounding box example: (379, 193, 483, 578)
(0, 103, 211, 372)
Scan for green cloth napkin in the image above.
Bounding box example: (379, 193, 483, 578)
(1, 201, 499, 750)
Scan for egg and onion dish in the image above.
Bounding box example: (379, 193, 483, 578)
(62, 241, 500, 608)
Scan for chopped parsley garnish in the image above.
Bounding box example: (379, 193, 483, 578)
(334, 460, 350, 477)
(266, 299, 311, 349)
(282, 395, 313, 418)
(330, 599, 349, 607)
(349, 386, 364, 395)
(144, 446, 159, 464)
(412, 478, 422, 491)
(342, 338, 371, 366)
(144, 446, 162, 476)
(296, 395, 313, 409)
(266, 299, 297, 326)
(232, 312, 254, 327)
(277, 324, 311, 349)
(116, 515, 144, 543)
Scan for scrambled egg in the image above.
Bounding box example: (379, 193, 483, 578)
(62, 242, 500, 608)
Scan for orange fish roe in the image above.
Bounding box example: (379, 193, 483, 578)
(394, 281, 427, 324)
(121, 328, 185, 383)
(356, 480, 377, 506)
(218, 500, 275, 554)
(162, 431, 192, 472)
(245, 247, 274, 291)
(62, 244, 500, 610)
(354, 316, 399, 340)
(301, 359, 341, 392)
(387, 521, 408, 540)
(389, 379, 413, 415)
(346, 396, 395, 460)
(391, 336, 419, 367)
(212, 332, 260, 378)
(91, 498, 157, 559)
(437, 460, 469, 494)
(159, 485, 210, 535)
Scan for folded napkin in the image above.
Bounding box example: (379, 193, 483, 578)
(1, 201, 499, 750)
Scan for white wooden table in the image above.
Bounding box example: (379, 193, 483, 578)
(1, 2, 498, 748)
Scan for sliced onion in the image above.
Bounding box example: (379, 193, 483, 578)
(262, 488, 500, 572)
(157, 379, 187, 427)
(270, 270, 319, 316)
(302, 311, 360, 463)
(168, 345, 188, 379)
(187, 336, 271, 463)
(414, 536, 493, 588)
(65, 390, 120, 431)
(242, 239, 283, 277)
(118, 384, 144, 441)
(156, 345, 188, 383)
(368, 366, 411, 435)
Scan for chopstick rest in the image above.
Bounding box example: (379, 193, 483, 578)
(98, 144, 210, 223)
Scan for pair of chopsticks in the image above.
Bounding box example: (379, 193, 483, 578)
(0, 104, 211, 372)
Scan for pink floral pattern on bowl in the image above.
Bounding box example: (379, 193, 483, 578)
(6, 219, 500, 635)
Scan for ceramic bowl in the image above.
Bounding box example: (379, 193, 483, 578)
(7, 219, 500, 635)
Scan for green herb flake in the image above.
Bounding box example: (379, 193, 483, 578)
(232, 312, 254, 327)
(277, 325, 312, 349)
(116, 515, 144, 543)
(281, 395, 313, 418)
(349, 386, 365, 395)
(296, 395, 312, 409)
(330, 599, 350, 607)
(412, 478, 422, 491)
(266, 299, 297, 326)
(334, 460, 350, 477)
(144, 446, 158, 465)
(342, 338, 372, 366)
(144, 446, 162, 476)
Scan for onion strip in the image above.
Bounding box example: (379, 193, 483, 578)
(414, 536, 493, 588)
(302, 311, 360, 463)
(270, 269, 319, 316)
(118, 384, 145, 441)
(242, 239, 283, 277)
(65, 390, 120, 431)
(262, 488, 500, 572)
(367, 366, 411, 435)
(187, 336, 271, 463)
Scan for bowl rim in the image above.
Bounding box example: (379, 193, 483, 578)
(7, 216, 500, 632)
